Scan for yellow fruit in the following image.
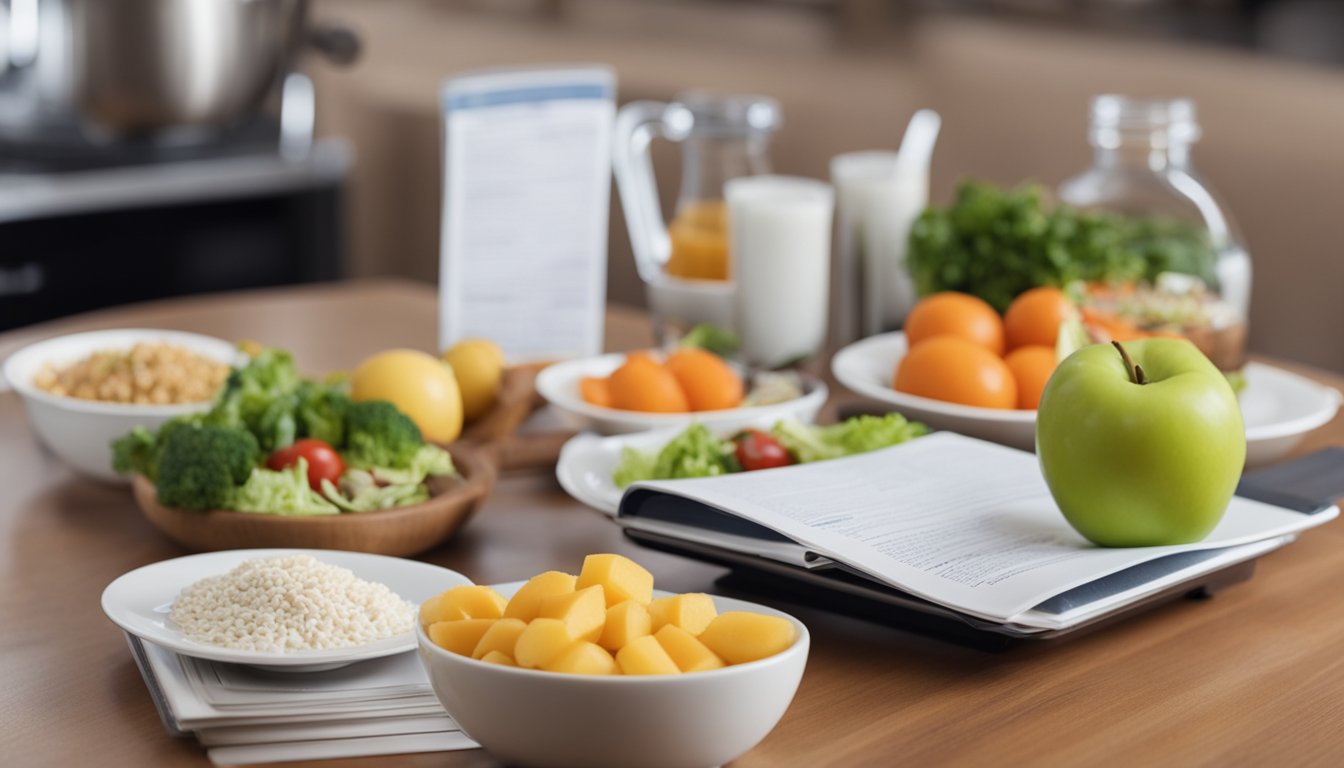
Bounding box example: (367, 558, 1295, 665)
(419, 585, 507, 625)
(503, 571, 577, 622)
(615, 634, 681, 676)
(428, 618, 496, 656)
(471, 618, 528, 660)
(538, 585, 607, 643)
(514, 618, 575, 669)
(654, 625, 726, 672)
(351, 349, 463, 443)
(598, 600, 652, 652)
(576, 553, 654, 608)
(647, 593, 717, 636)
(543, 641, 618, 675)
(443, 338, 506, 423)
(697, 612, 796, 664)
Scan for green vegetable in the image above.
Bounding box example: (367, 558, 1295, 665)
(907, 180, 1214, 313)
(344, 400, 424, 469)
(154, 425, 260, 510)
(111, 426, 160, 479)
(111, 344, 459, 516)
(680, 324, 740, 358)
(770, 414, 927, 464)
(613, 423, 738, 488)
(611, 414, 928, 487)
(232, 458, 340, 516)
(296, 381, 350, 447)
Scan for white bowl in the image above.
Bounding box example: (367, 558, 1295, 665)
(3, 328, 239, 481)
(535, 352, 827, 436)
(833, 331, 1342, 465)
(417, 586, 810, 768)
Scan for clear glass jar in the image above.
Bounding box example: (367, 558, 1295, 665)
(1059, 95, 1251, 370)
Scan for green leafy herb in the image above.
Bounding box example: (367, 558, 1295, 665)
(907, 180, 1214, 313)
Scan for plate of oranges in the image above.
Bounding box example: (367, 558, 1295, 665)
(832, 289, 1076, 451)
(536, 348, 827, 435)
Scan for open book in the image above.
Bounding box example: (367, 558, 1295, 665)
(617, 433, 1337, 633)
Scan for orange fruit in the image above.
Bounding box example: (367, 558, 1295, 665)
(664, 348, 744, 412)
(892, 335, 1017, 409)
(579, 376, 613, 408)
(1004, 345, 1056, 410)
(905, 292, 1005, 355)
(607, 355, 689, 413)
(1004, 287, 1075, 351)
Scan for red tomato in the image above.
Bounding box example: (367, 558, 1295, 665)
(267, 438, 346, 491)
(734, 429, 795, 472)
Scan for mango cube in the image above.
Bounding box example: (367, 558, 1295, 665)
(514, 618, 575, 669)
(647, 593, 717, 636)
(576, 553, 655, 607)
(697, 611, 796, 665)
(598, 600, 652, 652)
(471, 617, 528, 660)
(503, 571, 577, 622)
(538, 584, 606, 643)
(615, 634, 681, 676)
(420, 585, 507, 625)
(479, 650, 517, 667)
(543, 641, 618, 675)
(655, 625, 726, 673)
(428, 618, 496, 656)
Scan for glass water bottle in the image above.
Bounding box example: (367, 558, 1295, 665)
(1059, 95, 1251, 371)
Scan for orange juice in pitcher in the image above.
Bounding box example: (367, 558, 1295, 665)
(666, 200, 730, 281)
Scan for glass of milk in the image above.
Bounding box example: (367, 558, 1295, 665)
(725, 175, 834, 369)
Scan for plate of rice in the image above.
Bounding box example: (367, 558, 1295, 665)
(101, 549, 472, 670)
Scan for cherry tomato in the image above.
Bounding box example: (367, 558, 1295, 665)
(734, 429, 795, 472)
(267, 438, 346, 491)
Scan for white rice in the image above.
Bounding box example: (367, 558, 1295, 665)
(169, 555, 416, 652)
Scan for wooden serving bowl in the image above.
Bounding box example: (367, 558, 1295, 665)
(132, 444, 496, 557)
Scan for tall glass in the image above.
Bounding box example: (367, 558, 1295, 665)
(726, 175, 834, 369)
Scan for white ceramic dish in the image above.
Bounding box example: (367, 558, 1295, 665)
(417, 582, 809, 768)
(102, 548, 472, 671)
(832, 331, 1342, 465)
(535, 352, 827, 435)
(3, 328, 240, 481)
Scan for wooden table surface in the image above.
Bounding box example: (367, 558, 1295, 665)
(3, 279, 1343, 768)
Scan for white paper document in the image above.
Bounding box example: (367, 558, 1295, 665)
(624, 432, 1337, 627)
(128, 636, 479, 762)
(439, 66, 615, 362)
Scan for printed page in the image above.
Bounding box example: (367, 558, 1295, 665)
(439, 67, 615, 361)
(628, 433, 1337, 624)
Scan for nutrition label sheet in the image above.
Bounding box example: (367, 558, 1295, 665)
(438, 67, 615, 362)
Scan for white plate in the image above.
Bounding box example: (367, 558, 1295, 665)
(535, 352, 826, 436)
(102, 549, 472, 671)
(832, 331, 1342, 465)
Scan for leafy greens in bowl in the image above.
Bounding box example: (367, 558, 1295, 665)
(113, 346, 457, 516)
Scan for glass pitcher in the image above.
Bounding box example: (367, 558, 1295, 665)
(1059, 95, 1251, 371)
(612, 92, 781, 343)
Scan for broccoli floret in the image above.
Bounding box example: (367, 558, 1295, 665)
(155, 426, 260, 510)
(111, 426, 158, 478)
(343, 400, 423, 469)
(296, 381, 350, 446)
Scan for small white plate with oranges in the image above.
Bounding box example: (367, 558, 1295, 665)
(832, 290, 1341, 464)
(536, 349, 827, 436)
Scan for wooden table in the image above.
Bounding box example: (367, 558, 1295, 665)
(4, 280, 1343, 768)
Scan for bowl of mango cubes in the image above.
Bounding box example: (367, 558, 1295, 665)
(415, 554, 809, 768)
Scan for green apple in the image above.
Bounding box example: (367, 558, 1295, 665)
(1036, 339, 1245, 547)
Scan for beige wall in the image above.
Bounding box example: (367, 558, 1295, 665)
(309, 0, 1344, 372)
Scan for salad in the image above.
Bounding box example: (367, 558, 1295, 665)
(613, 413, 928, 488)
(112, 345, 456, 516)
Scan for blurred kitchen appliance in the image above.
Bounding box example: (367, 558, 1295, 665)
(0, 0, 359, 330)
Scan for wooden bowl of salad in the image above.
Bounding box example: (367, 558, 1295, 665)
(132, 443, 496, 557)
(118, 345, 524, 558)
